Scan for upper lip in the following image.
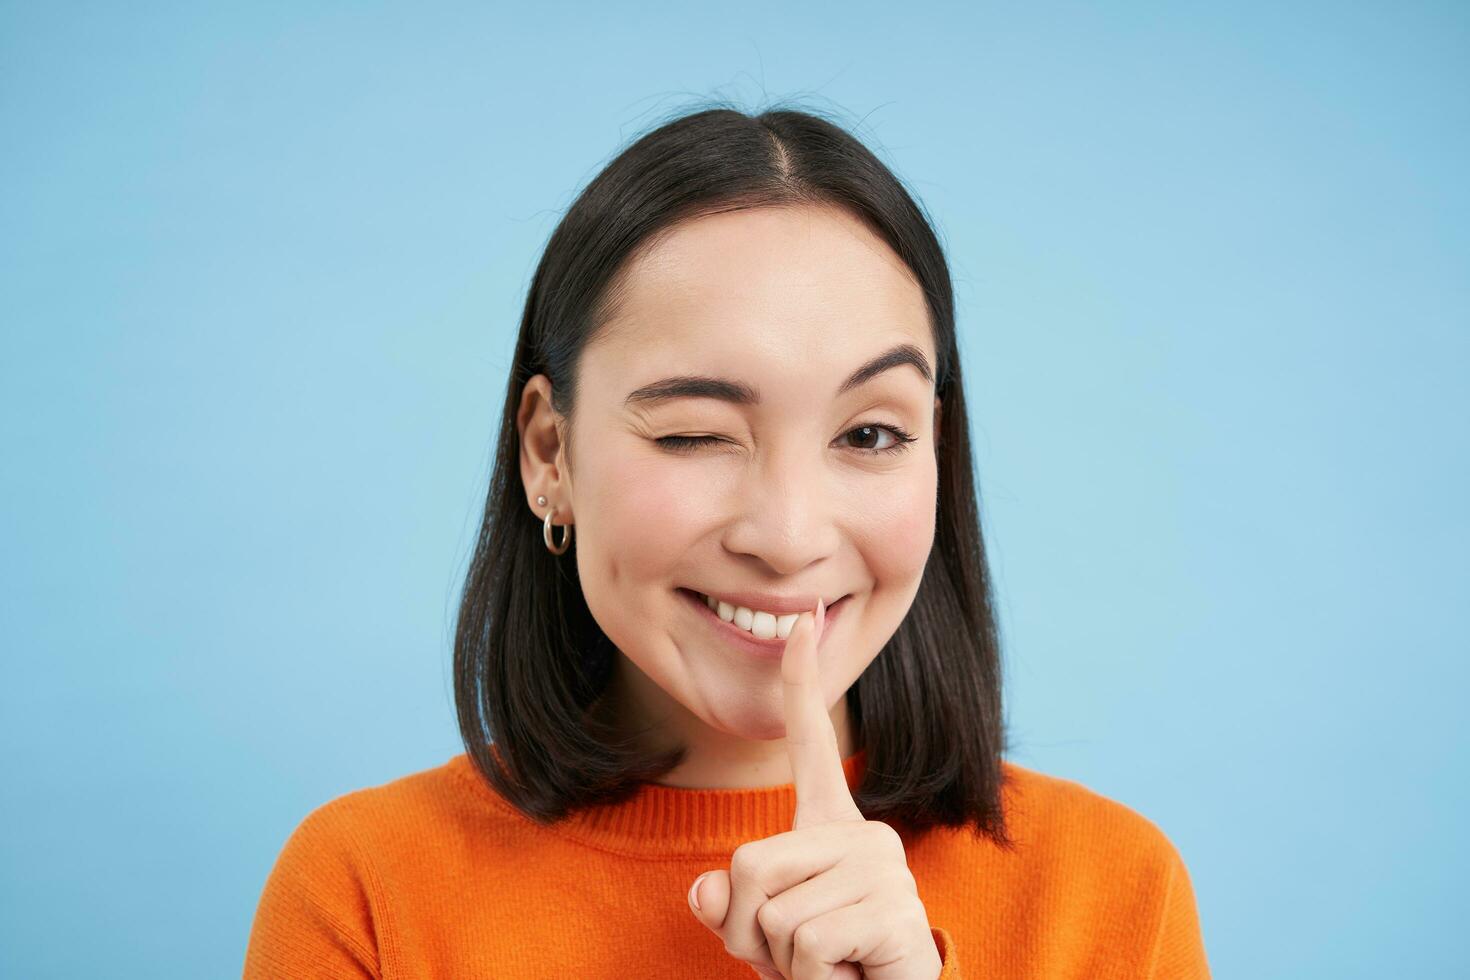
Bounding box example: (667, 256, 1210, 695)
(684, 587, 848, 616)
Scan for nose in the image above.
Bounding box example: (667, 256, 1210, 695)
(720, 438, 839, 575)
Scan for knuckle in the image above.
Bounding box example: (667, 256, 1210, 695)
(866, 819, 905, 853)
(873, 920, 916, 962)
(756, 898, 791, 935)
(897, 864, 920, 894)
(792, 918, 825, 956)
(729, 844, 761, 882)
(903, 901, 929, 932)
(722, 940, 755, 960)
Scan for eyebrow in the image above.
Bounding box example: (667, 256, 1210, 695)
(624, 342, 933, 409)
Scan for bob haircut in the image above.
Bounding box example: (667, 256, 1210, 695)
(454, 101, 1014, 849)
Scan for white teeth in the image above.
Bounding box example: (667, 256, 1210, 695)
(698, 593, 808, 640)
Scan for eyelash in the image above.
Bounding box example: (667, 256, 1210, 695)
(656, 423, 919, 457)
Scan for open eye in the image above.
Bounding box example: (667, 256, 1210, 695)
(842, 424, 913, 453)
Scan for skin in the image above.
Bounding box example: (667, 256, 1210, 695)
(687, 600, 944, 979)
(517, 202, 941, 791)
(518, 204, 948, 977)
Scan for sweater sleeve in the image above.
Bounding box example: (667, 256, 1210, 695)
(1145, 847, 1210, 979)
(933, 925, 962, 978)
(241, 801, 383, 979)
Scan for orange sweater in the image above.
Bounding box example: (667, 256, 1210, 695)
(243, 749, 1210, 978)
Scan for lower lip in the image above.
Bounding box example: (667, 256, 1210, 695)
(676, 588, 849, 660)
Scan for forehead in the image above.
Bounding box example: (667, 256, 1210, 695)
(589, 205, 933, 373)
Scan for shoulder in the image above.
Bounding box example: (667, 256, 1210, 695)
(997, 758, 1191, 878)
(264, 756, 454, 875)
(254, 756, 509, 923)
(247, 756, 493, 975)
(994, 762, 1211, 973)
(276, 752, 518, 866)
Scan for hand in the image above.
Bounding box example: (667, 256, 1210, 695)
(687, 598, 943, 980)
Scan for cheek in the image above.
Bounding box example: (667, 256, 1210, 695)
(855, 464, 938, 585)
(578, 449, 709, 585)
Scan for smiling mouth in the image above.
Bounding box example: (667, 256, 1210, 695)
(675, 587, 851, 648)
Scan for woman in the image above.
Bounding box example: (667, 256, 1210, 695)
(243, 105, 1210, 979)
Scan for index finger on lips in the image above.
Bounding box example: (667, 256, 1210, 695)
(782, 598, 863, 829)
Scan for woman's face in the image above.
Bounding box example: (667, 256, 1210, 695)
(531, 204, 940, 747)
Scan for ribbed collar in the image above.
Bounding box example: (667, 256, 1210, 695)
(451, 747, 869, 857)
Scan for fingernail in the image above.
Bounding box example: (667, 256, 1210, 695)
(688, 872, 709, 911)
(815, 597, 825, 643)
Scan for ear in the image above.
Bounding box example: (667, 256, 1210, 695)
(934, 395, 942, 433)
(518, 374, 573, 521)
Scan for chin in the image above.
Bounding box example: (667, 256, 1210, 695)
(701, 697, 791, 742)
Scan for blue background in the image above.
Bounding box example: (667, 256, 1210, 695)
(3, 2, 1465, 976)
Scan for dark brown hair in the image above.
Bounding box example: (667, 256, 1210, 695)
(453, 100, 1014, 849)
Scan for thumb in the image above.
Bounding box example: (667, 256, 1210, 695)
(687, 869, 732, 932)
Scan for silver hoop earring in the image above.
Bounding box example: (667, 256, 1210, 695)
(543, 505, 572, 555)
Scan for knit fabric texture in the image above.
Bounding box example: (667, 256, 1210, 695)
(244, 748, 1210, 978)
